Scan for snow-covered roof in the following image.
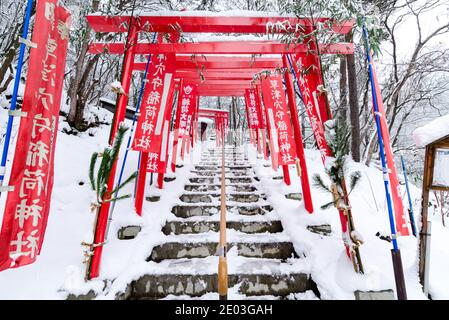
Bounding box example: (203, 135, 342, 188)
(413, 114, 449, 147)
(199, 108, 229, 113)
(198, 117, 214, 124)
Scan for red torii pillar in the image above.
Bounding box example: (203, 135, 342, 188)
(88, 24, 138, 280)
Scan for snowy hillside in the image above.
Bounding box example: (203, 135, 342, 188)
(0, 113, 448, 299)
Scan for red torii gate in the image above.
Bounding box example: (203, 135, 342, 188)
(198, 109, 229, 144)
(85, 13, 356, 279)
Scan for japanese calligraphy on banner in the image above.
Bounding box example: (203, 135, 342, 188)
(175, 81, 198, 161)
(244, 89, 261, 130)
(0, 0, 71, 271)
(132, 53, 176, 154)
(254, 85, 268, 158)
(294, 53, 332, 162)
(176, 82, 197, 138)
(261, 74, 296, 167)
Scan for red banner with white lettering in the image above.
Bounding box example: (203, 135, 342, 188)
(244, 88, 261, 146)
(244, 89, 261, 130)
(0, 0, 71, 271)
(261, 74, 296, 168)
(133, 53, 176, 154)
(294, 53, 332, 162)
(146, 83, 176, 174)
(171, 81, 197, 165)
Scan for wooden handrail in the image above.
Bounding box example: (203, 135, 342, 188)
(218, 130, 228, 300)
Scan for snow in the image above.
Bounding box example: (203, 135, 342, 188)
(413, 113, 449, 147)
(109, 81, 125, 94)
(1, 111, 449, 300)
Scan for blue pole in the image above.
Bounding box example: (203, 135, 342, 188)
(286, 54, 304, 102)
(363, 22, 407, 300)
(362, 25, 399, 251)
(107, 33, 157, 232)
(401, 155, 418, 237)
(0, 0, 34, 194)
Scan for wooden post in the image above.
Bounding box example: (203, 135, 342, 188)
(218, 129, 228, 300)
(419, 145, 435, 289)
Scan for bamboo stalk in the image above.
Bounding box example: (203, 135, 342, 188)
(218, 129, 228, 300)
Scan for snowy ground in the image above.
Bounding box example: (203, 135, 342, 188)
(0, 111, 449, 299)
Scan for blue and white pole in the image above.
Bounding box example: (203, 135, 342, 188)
(362, 22, 407, 300)
(401, 155, 418, 237)
(0, 0, 34, 197)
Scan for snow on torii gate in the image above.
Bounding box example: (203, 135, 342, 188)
(85, 13, 355, 279)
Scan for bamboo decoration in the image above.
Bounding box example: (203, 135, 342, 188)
(218, 129, 228, 300)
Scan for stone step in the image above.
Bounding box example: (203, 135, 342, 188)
(179, 193, 261, 204)
(162, 220, 283, 235)
(195, 165, 252, 170)
(184, 184, 258, 192)
(190, 171, 250, 177)
(126, 273, 315, 299)
(149, 241, 297, 261)
(189, 177, 253, 184)
(199, 162, 248, 167)
(171, 205, 273, 218)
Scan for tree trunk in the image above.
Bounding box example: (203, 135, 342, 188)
(346, 32, 361, 162)
(67, 0, 100, 131)
(338, 56, 347, 120)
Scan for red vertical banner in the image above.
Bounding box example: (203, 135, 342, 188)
(244, 89, 261, 147)
(261, 74, 296, 168)
(172, 81, 197, 162)
(370, 58, 409, 236)
(146, 83, 176, 175)
(132, 53, 176, 153)
(243, 95, 252, 144)
(0, 0, 71, 271)
(255, 85, 268, 159)
(294, 53, 332, 162)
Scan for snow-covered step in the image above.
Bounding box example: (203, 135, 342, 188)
(162, 219, 283, 235)
(184, 184, 258, 192)
(199, 162, 248, 166)
(179, 193, 262, 204)
(148, 241, 297, 261)
(195, 165, 252, 170)
(126, 273, 315, 299)
(189, 177, 254, 184)
(190, 169, 250, 176)
(171, 204, 273, 218)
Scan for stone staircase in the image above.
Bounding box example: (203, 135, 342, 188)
(125, 146, 318, 299)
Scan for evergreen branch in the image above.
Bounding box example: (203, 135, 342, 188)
(312, 174, 332, 193)
(104, 194, 132, 203)
(97, 147, 111, 200)
(89, 152, 98, 191)
(349, 171, 362, 192)
(321, 199, 337, 210)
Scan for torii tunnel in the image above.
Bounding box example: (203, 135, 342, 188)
(85, 13, 356, 279)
